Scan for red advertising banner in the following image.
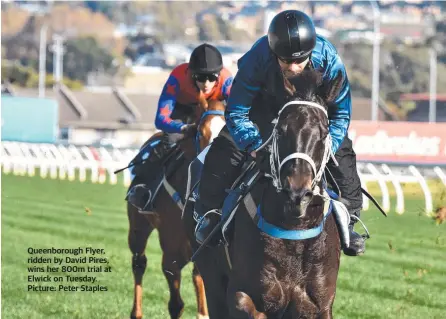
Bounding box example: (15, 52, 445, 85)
(348, 121, 446, 165)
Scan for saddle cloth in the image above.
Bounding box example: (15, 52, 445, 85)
(128, 138, 185, 212)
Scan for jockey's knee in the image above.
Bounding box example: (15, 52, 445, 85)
(326, 136, 362, 214)
(199, 143, 246, 210)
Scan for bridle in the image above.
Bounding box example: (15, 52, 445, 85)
(256, 100, 338, 193)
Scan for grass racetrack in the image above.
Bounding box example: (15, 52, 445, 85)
(1, 173, 446, 319)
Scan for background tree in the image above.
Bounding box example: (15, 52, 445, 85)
(49, 36, 116, 83)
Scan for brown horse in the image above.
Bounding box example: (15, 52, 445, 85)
(127, 99, 226, 319)
(183, 70, 345, 318)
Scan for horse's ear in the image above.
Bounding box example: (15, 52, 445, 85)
(288, 69, 323, 99)
(324, 70, 345, 104)
(314, 70, 324, 88)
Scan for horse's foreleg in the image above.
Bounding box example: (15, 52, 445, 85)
(193, 253, 232, 319)
(128, 203, 154, 319)
(157, 193, 189, 319)
(161, 251, 186, 319)
(234, 291, 267, 319)
(318, 309, 333, 319)
(192, 263, 209, 319)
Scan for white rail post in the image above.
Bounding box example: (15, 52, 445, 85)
(79, 164, 87, 182)
(31, 144, 48, 178)
(366, 163, 391, 213)
(49, 144, 66, 180)
(10, 143, 27, 176)
(58, 144, 75, 181)
(1, 144, 12, 174)
(68, 145, 84, 181)
(6, 143, 23, 176)
(109, 168, 117, 185)
(357, 170, 370, 211)
(67, 165, 76, 181)
(408, 165, 433, 214)
(433, 166, 446, 186)
(81, 147, 98, 183)
(40, 144, 57, 179)
(40, 162, 48, 178)
(98, 147, 113, 184)
(2, 159, 11, 174)
(381, 164, 404, 214)
(123, 169, 132, 187)
(19, 143, 35, 177)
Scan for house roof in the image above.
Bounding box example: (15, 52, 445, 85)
(7, 87, 383, 129)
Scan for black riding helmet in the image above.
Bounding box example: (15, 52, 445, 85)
(189, 43, 223, 75)
(268, 10, 317, 63)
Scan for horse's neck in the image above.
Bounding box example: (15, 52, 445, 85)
(195, 102, 209, 123)
(195, 109, 207, 123)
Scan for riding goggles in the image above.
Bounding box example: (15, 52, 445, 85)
(193, 73, 219, 83)
(277, 55, 309, 65)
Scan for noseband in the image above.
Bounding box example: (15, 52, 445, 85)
(256, 100, 337, 192)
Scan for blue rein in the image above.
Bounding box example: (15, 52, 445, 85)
(195, 110, 225, 153)
(200, 110, 225, 122)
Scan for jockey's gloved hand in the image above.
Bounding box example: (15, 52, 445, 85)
(180, 124, 198, 137)
(254, 149, 270, 173)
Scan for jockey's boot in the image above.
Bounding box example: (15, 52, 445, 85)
(194, 203, 222, 246)
(343, 210, 366, 256)
(126, 184, 152, 211)
(126, 140, 171, 212)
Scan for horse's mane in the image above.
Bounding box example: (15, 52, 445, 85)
(195, 91, 209, 121)
(198, 91, 208, 110)
(285, 68, 345, 107)
(282, 70, 322, 108)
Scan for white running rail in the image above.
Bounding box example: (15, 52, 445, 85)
(1, 142, 445, 215)
(1, 141, 138, 187)
(357, 162, 444, 215)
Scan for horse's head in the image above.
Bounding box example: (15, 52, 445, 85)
(263, 69, 344, 219)
(196, 99, 226, 152)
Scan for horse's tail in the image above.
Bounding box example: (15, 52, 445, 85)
(235, 292, 267, 319)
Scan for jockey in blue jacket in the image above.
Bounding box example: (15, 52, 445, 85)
(195, 10, 365, 256)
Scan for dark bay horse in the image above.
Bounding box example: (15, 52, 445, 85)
(184, 70, 345, 318)
(127, 98, 226, 319)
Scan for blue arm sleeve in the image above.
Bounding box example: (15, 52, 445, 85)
(155, 75, 184, 133)
(326, 55, 352, 154)
(225, 44, 265, 152)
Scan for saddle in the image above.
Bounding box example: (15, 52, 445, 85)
(126, 135, 186, 212)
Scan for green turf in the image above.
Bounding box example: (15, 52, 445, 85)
(1, 173, 445, 319)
